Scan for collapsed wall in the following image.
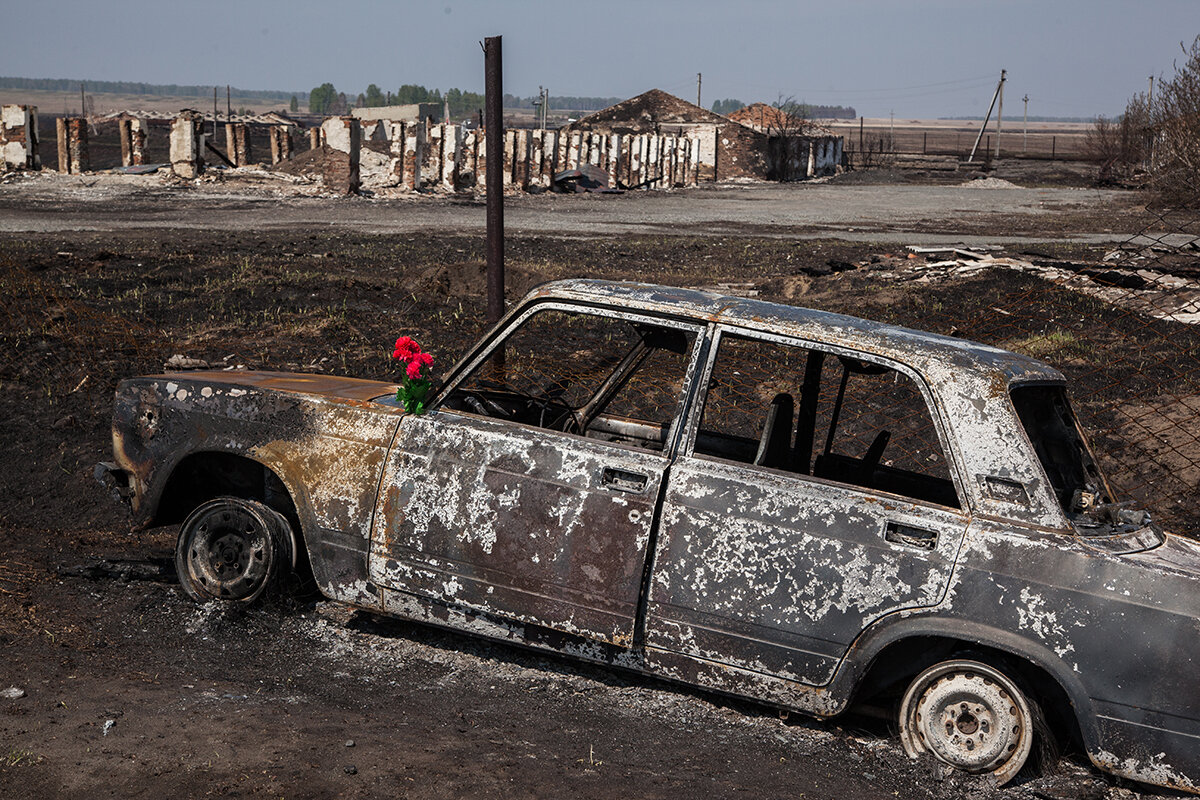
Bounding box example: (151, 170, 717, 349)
(1, 104, 40, 171)
(349, 116, 724, 193)
(169, 111, 204, 178)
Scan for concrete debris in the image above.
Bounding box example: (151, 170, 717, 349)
(0, 687, 26, 700)
(164, 354, 210, 370)
(959, 177, 1021, 189)
(894, 251, 1200, 325)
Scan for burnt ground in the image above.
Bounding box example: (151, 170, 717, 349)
(0, 170, 1196, 799)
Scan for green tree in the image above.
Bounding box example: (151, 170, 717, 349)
(364, 83, 385, 107)
(289, 95, 298, 112)
(711, 98, 745, 115)
(309, 83, 337, 115)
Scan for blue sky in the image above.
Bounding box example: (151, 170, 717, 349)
(2, 0, 1196, 117)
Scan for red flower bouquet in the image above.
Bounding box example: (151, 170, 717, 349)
(392, 336, 434, 414)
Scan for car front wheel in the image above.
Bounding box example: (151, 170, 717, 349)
(175, 497, 294, 603)
(898, 659, 1036, 786)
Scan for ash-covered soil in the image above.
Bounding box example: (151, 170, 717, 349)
(0, 175, 1195, 799)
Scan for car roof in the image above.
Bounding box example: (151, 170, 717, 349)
(526, 279, 1063, 385)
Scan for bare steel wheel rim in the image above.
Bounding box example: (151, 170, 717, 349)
(899, 660, 1033, 786)
(185, 504, 272, 600)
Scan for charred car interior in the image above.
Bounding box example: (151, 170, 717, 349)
(99, 280, 1200, 793)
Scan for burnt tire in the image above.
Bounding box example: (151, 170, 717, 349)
(898, 659, 1038, 786)
(175, 497, 295, 604)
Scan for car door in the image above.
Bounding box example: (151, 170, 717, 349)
(368, 303, 705, 647)
(645, 328, 969, 686)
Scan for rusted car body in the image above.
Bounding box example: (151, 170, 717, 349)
(100, 280, 1200, 791)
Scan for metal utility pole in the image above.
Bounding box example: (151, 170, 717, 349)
(1022, 94, 1029, 153)
(483, 36, 505, 325)
(968, 69, 1006, 163)
(542, 87, 549, 129)
(994, 69, 1006, 160)
(696, 73, 702, 108)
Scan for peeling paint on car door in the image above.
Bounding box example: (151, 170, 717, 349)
(646, 457, 969, 685)
(368, 411, 672, 646)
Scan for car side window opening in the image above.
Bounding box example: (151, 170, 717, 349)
(441, 307, 697, 452)
(694, 333, 959, 508)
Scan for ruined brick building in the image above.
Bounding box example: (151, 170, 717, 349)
(560, 89, 768, 180)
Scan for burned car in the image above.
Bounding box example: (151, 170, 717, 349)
(99, 280, 1200, 791)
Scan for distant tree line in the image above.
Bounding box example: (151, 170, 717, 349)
(0, 76, 300, 102)
(310, 82, 632, 120)
(787, 103, 856, 119)
(711, 98, 856, 119)
(308, 81, 862, 121)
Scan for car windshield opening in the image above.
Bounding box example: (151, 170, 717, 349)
(1010, 384, 1110, 514)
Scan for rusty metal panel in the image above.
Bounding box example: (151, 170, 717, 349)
(646, 455, 968, 685)
(110, 371, 403, 604)
(945, 518, 1200, 791)
(369, 411, 670, 646)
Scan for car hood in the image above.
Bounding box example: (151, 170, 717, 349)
(144, 370, 400, 404)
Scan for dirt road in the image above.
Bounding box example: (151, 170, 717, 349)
(0, 168, 1153, 246)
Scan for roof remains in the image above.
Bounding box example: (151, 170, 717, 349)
(728, 103, 834, 136)
(563, 88, 751, 134)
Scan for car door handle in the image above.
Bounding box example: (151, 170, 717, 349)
(884, 521, 938, 551)
(601, 467, 649, 493)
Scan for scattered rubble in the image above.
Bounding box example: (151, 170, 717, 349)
(164, 354, 209, 370)
(960, 176, 1021, 189)
(892, 246, 1200, 325)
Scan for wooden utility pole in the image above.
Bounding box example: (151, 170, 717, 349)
(1022, 94, 1029, 153)
(213, 88, 218, 139)
(968, 69, 1006, 163)
(227, 85, 232, 119)
(994, 69, 1006, 160)
(484, 35, 504, 324)
(696, 73, 702, 108)
(79, 83, 85, 119)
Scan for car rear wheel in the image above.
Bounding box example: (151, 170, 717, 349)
(175, 497, 294, 603)
(898, 659, 1035, 786)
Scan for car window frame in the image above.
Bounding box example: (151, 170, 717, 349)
(430, 300, 710, 458)
(679, 324, 970, 514)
